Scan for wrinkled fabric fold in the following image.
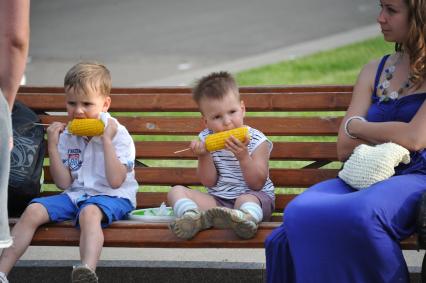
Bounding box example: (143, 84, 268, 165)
(265, 176, 426, 283)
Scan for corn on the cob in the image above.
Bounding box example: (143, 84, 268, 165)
(205, 127, 249, 151)
(68, 118, 104, 136)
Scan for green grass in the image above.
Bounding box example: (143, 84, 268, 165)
(236, 36, 394, 86)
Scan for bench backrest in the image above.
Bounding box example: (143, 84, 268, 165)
(17, 85, 353, 215)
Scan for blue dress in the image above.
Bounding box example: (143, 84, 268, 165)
(265, 55, 426, 283)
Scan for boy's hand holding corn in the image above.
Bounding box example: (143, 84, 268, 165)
(224, 134, 250, 160)
(191, 127, 250, 156)
(102, 118, 118, 142)
(47, 122, 67, 150)
(190, 139, 208, 156)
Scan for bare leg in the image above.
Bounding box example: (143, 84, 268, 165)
(234, 194, 260, 208)
(78, 205, 104, 271)
(167, 185, 217, 211)
(168, 185, 218, 239)
(0, 203, 50, 275)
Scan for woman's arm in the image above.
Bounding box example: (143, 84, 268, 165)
(0, 0, 30, 110)
(337, 59, 378, 161)
(339, 56, 426, 159)
(347, 101, 426, 151)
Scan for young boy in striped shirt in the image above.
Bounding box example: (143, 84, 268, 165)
(168, 71, 275, 240)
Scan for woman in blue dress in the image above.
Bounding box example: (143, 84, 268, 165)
(265, 0, 426, 282)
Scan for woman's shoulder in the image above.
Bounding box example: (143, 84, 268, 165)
(360, 54, 396, 77)
(354, 55, 392, 89)
(361, 58, 383, 75)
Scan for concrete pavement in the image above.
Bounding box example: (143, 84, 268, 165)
(27, 0, 379, 86)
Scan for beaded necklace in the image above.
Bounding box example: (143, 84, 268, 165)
(377, 53, 412, 102)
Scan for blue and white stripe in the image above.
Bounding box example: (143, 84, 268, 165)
(199, 126, 275, 199)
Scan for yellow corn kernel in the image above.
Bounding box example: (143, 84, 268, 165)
(68, 118, 104, 136)
(205, 127, 249, 152)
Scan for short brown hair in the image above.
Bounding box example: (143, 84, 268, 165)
(64, 61, 111, 96)
(192, 71, 239, 105)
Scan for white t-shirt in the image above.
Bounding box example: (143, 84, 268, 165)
(199, 126, 275, 199)
(58, 113, 138, 207)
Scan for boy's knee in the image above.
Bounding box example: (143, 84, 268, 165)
(21, 203, 48, 224)
(235, 194, 259, 207)
(79, 205, 103, 222)
(168, 185, 188, 198)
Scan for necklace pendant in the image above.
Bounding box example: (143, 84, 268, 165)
(389, 91, 399, 100)
(382, 80, 390, 89)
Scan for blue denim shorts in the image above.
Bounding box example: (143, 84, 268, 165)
(30, 193, 133, 228)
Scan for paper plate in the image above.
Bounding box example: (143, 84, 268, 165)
(128, 207, 175, 223)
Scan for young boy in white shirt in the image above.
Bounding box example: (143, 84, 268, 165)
(168, 71, 275, 240)
(0, 62, 138, 283)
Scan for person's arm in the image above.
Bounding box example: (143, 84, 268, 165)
(347, 101, 426, 151)
(226, 135, 269, 191)
(103, 119, 127, 189)
(191, 139, 218, 187)
(0, 0, 30, 110)
(47, 122, 73, 190)
(337, 59, 379, 161)
(338, 58, 426, 162)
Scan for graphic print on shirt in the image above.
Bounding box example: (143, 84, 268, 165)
(67, 148, 82, 171)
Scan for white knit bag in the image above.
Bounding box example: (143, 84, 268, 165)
(338, 142, 410, 189)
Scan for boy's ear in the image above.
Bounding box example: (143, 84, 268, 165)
(240, 100, 246, 116)
(102, 96, 111, 112)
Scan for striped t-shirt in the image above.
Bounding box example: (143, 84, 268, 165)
(199, 126, 275, 200)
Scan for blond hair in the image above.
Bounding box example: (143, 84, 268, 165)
(64, 61, 111, 96)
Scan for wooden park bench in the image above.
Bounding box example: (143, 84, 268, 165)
(10, 85, 418, 250)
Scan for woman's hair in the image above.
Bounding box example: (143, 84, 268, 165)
(64, 61, 111, 96)
(192, 71, 239, 105)
(397, 0, 426, 88)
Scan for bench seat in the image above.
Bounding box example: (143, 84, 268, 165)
(9, 85, 419, 251)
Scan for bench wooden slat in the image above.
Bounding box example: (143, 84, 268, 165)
(42, 141, 339, 161)
(135, 141, 338, 160)
(39, 115, 342, 136)
(18, 85, 353, 94)
(24, 224, 274, 248)
(138, 168, 340, 187)
(42, 167, 339, 187)
(8, 219, 416, 249)
(17, 91, 351, 112)
(39, 191, 296, 212)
